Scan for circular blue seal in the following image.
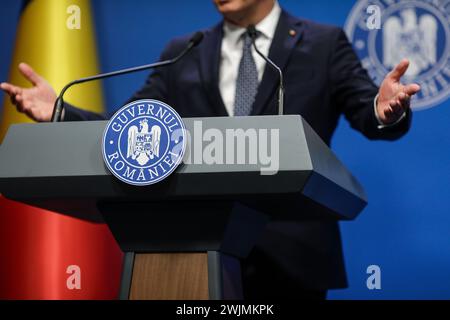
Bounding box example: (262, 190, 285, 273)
(345, 0, 450, 110)
(102, 99, 186, 186)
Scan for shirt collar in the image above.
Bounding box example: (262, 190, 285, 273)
(223, 1, 281, 45)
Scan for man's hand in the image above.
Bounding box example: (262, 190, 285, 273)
(0, 63, 56, 122)
(376, 59, 421, 125)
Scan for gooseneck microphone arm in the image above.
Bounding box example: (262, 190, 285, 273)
(247, 25, 284, 116)
(51, 32, 204, 122)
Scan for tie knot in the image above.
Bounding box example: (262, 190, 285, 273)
(242, 29, 260, 48)
(242, 32, 253, 48)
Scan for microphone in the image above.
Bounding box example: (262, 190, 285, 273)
(247, 25, 284, 115)
(51, 32, 204, 122)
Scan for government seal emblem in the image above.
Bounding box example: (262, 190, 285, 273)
(102, 99, 186, 186)
(345, 0, 450, 110)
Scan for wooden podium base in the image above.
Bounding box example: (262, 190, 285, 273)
(119, 251, 243, 300)
(130, 253, 209, 300)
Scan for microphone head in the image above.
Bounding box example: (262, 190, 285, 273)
(190, 32, 204, 47)
(247, 24, 257, 38)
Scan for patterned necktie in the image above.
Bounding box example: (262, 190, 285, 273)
(234, 32, 258, 116)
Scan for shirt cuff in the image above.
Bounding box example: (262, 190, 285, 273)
(373, 94, 406, 129)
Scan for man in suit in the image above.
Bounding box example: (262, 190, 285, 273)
(1, 0, 420, 299)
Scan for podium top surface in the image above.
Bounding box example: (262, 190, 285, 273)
(0, 115, 367, 220)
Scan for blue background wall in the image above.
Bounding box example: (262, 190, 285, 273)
(1, 0, 449, 299)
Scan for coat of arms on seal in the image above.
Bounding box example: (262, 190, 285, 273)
(127, 119, 161, 166)
(102, 99, 186, 186)
(345, 0, 450, 110)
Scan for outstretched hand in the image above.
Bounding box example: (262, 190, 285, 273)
(376, 59, 421, 125)
(0, 63, 56, 122)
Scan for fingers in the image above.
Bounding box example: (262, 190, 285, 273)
(13, 94, 28, 113)
(384, 105, 394, 119)
(1, 81, 28, 114)
(381, 79, 422, 120)
(389, 83, 421, 113)
(398, 92, 410, 106)
(10, 94, 28, 115)
(14, 94, 25, 112)
(12, 94, 34, 118)
(388, 99, 405, 117)
(403, 83, 421, 96)
(10, 93, 18, 105)
(1, 82, 23, 107)
(0, 82, 22, 96)
(388, 59, 410, 81)
(386, 91, 410, 117)
(18, 62, 43, 86)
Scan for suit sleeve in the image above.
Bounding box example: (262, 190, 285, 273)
(63, 102, 107, 121)
(329, 28, 412, 140)
(63, 40, 176, 121)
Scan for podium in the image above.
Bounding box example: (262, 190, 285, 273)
(0, 115, 366, 299)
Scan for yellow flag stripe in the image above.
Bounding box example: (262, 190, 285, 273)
(0, 0, 104, 140)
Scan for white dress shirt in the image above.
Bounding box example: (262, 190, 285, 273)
(219, 1, 281, 116)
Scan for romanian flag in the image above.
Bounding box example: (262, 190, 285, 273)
(0, 0, 123, 299)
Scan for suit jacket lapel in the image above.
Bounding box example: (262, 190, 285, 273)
(251, 11, 304, 115)
(198, 23, 229, 117)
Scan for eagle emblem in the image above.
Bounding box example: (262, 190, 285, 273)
(383, 8, 437, 77)
(127, 119, 161, 166)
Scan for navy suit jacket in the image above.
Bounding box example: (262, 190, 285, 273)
(65, 11, 411, 290)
